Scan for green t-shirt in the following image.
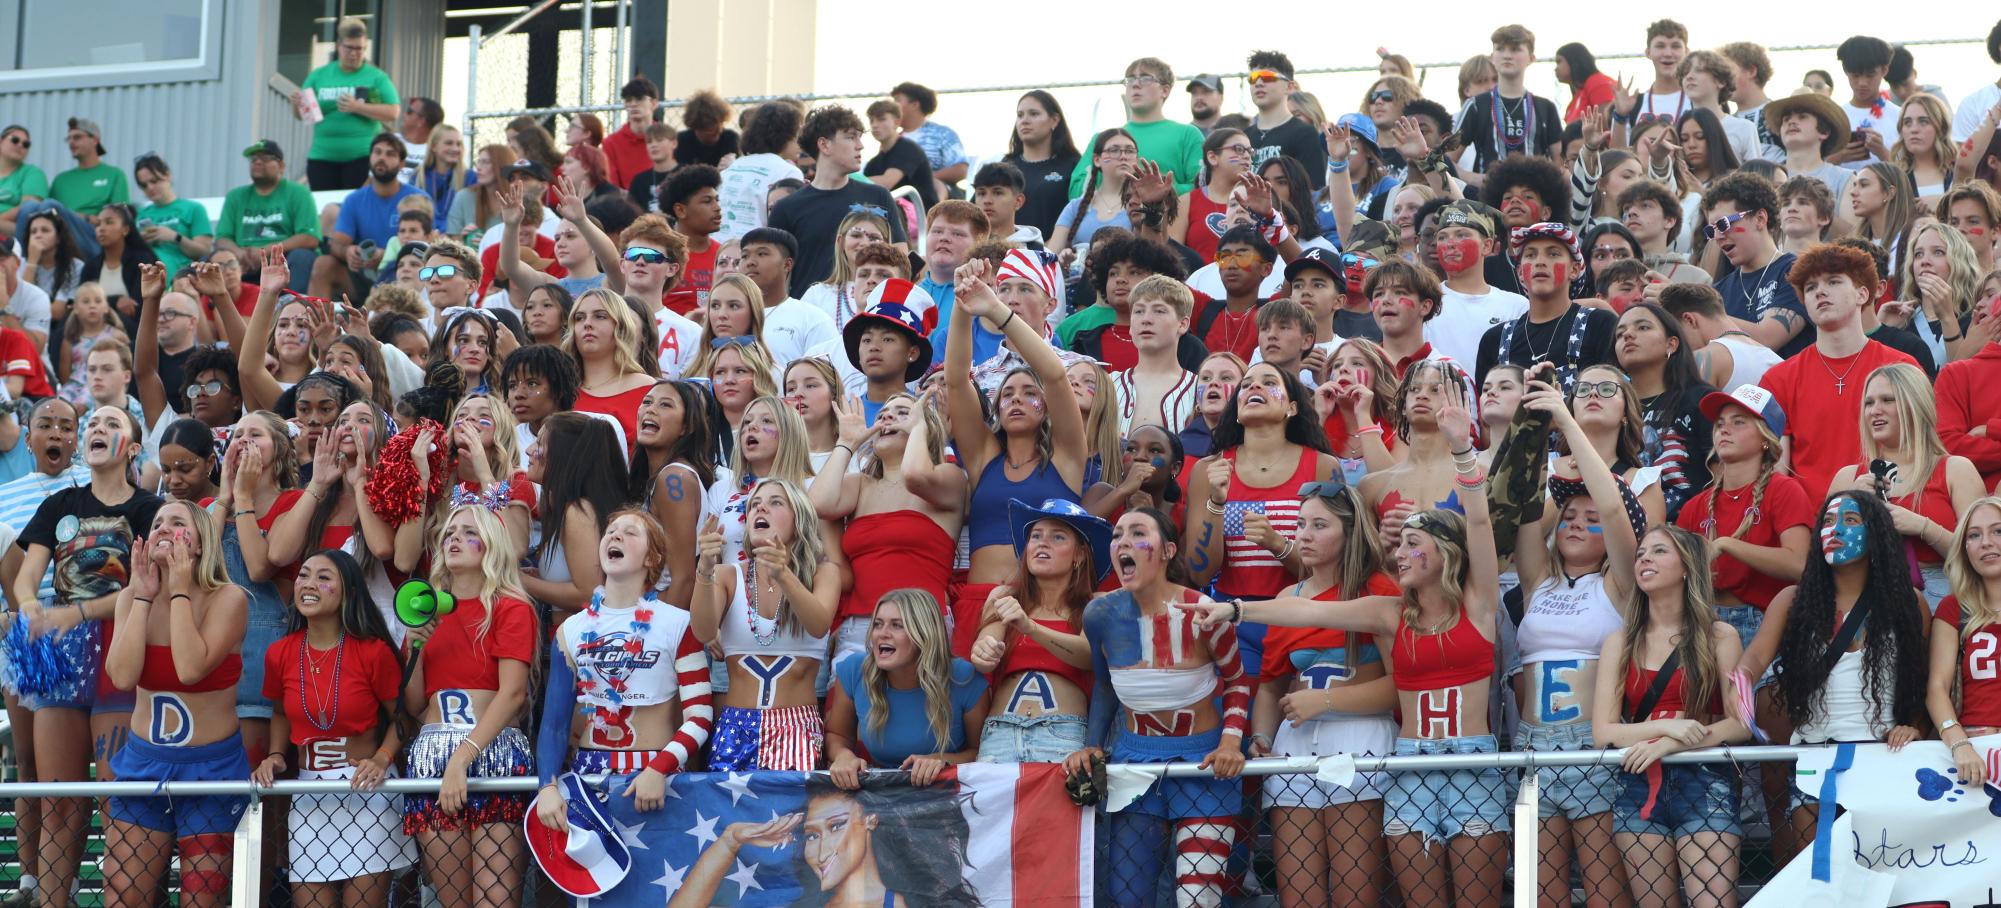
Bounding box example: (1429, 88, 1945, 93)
(0, 164, 49, 214)
(137, 198, 214, 274)
(218, 181, 321, 248)
(1068, 118, 1206, 197)
(48, 163, 129, 216)
(300, 62, 400, 162)
(1056, 302, 1117, 349)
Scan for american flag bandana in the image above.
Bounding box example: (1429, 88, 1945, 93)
(998, 248, 1061, 300)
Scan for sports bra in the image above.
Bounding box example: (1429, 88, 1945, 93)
(717, 563, 829, 661)
(1623, 659, 1721, 720)
(995, 618, 1093, 694)
(1391, 611, 1494, 692)
(968, 457, 1078, 551)
(139, 643, 242, 694)
(1519, 571, 1624, 665)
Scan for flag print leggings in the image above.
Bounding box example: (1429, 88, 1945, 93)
(1104, 726, 1241, 908)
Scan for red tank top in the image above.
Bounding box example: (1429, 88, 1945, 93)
(995, 617, 1093, 695)
(1936, 596, 2001, 727)
(139, 643, 242, 694)
(1184, 188, 1230, 262)
(577, 384, 651, 450)
(1885, 457, 1957, 565)
(1391, 611, 1494, 691)
(1622, 659, 1721, 719)
(1215, 446, 1318, 597)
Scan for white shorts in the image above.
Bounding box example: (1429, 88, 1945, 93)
(288, 764, 418, 882)
(1261, 712, 1397, 809)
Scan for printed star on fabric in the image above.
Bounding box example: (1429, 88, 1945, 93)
(611, 811, 650, 850)
(726, 859, 765, 895)
(654, 860, 689, 892)
(687, 811, 721, 848)
(718, 772, 756, 807)
(660, 773, 683, 799)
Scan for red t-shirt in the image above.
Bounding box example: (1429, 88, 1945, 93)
(664, 239, 719, 316)
(1097, 324, 1138, 373)
(1675, 471, 1813, 610)
(477, 235, 564, 301)
(1933, 596, 2001, 727)
(1758, 340, 1918, 501)
(602, 127, 651, 192)
(263, 632, 402, 749)
(1202, 304, 1261, 363)
(1, 326, 54, 398)
(1565, 73, 1617, 123)
(1260, 573, 1401, 682)
(420, 596, 538, 699)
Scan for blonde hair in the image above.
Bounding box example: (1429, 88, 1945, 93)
(1620, 525, 1723, 717)
(1858, 363, 1949, 509)
(561, 288, 650, 379)
(1947, 497, 2001, 639)
(421, 125, 469, 198)
(1330, 338, 1398, 427)
(1898, 219, 1984, 327)
(452, 393, 520, 483)
(157, 500, 229, 592)
(863, 393, 946, 480)
(240, 410, 303, 490)
(860, 589, 956, 753)
(1458, 55, 1498, 102)
(429, 505, 535, 646)
(1361, 75, 1422, 115)
(1397, 508, 1469, 635)
(823, 210, 895, 288)
(1068, 361, 1124, 488)
(730, 395, 814, 486)
(782, 357, 842, 433)
(1699, 411, 1782, 541)
(703, 342, 779, 408)
(746, 478, 826, 634)
(1893, 94, 1959, 173)
(1129, 273, 1194, 319)
(1286, 91, 1328, 135)
(64, 282, 118, 345)
(690, 274, 768, 375)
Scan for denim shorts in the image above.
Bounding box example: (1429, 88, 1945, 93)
(978, 713, 1086, 763)
(1513, 721, 1617, 820)
(1385, 734, 1512, 843)
(1921, 564, 1950, 616)
(1614, 763, 1740, 838)
(1716, 605, 1775, 688)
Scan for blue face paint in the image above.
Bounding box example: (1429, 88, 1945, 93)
(1821, 498, 1867, 565)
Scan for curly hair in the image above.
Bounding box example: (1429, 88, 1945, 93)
(1788, 242, 1882, 300)
(1770, 490, 1929, 732)
(1087, 235, 1188, 300)
(1676, 50, 1739, 105)
(740, 102, 804, 157)
(681, 89, 732, 132)
(798, 105, 865, 158)
(1481, 157, 1571, 223)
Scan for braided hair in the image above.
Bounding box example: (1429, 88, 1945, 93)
(1069, 128, 1136, 238)
(1699, 409, 1782, 541)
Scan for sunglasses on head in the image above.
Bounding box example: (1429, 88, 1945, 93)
(624, 248, 669, 264)
(418, 264, 460, 280)
(1299, 478, 1352, 501)
(1701, 211, 1749, 240)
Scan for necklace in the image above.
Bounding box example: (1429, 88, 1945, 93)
(577, 590, 658, 724)
(1737, 256, 1780, 313)
(1213, 308, 1255, 354)
(1107, 324, 1132, 345)
(1522, 308, 1575, 363)
(299, 631, 345, 732)
(1818, 348, 1864, 394)
(745, 562, 781, 646)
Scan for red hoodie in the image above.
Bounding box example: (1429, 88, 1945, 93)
(1936, 343, 2001, 490)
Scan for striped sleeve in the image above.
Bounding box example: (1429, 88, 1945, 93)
(1200, 612, 1252, 737)
(646, 627, 714, 775)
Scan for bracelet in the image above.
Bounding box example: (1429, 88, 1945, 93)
(1456, 473, 1486, 488)
(1953, 740, 1976, 752)
(696, 571, 717, 583)
(1327, 159, 1350, 174)
(999, 310, 1016, 331)
(1229, 599, 1243, 624)
(232, 509, 257, 519)
(1354, 426, 1383, 437)
(304, 486, 327, 501)
(133, 597, 153, 606)
(1276, 540, 1297, 560)
(266, 751, 287, 763)
(1205, 499, 1226, 515)
(831, 443, 853, 456)
(1450, 446, 1475, 458)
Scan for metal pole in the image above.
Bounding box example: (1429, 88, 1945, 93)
(464, 24, 481, 138)
(231, 799, 264, 907)
(479, 0, 561, 46)
(612, 0, 627, 92)
(580, 0, 595, 113)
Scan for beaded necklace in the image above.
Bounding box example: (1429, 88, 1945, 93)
(299, 630, 346, 732)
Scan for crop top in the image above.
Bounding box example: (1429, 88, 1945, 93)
(1519, 571, 1624, 665)
(717, 563, 830, 661)
(833, 653, 987, 767)
(1391, 611, 1495, 692)
(139, 643, 242, 694)
(1083, 588, 1253, 747)
(994, 617, 1093, 694)
(1623, 659, 1721, 720)
(557, 590, 702, 709)
(262, 632, 402, 745)
(967, 457, 1078, 552)
(419, 596, 538, 700)
(539, 590, 714, 777)
(1259, 575, 1400, 685)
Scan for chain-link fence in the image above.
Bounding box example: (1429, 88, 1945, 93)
(0, 744, 1812, 906)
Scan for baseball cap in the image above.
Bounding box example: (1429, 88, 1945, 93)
(1508, 222, 1584, 271)
(1699, 385, 1786, 437)
(1436, 200, 1498, 239)
(1187, 74, 1223, 93)
(1335, 112, 1379, 151)
(1283, 247, 1341, 283)
(1343, 220, 1398, 260)
(506, 159, 552, 182)
(242, 140, 285, 161)
(68, 117, 107, 157)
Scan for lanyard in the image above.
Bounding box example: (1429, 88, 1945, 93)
(1490, 88, 1537, 154)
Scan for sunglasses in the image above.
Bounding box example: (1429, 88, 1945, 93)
(1340, 253, 1383, 270)
(624, 248, 669, 264)
(1249, 69, 1285, 85)
(1216, 250, 1266, 268)
(418, 264, 460, 281)
(1299, 479, 1353, 501)
(4, 134, 28, 150)
(1369, 89, 1397, 103)
(185, 380, 229, 399)
(1572, 380, 1624, 400)
(709, 335, 758, 350)
(1701, 211, 1749, 240)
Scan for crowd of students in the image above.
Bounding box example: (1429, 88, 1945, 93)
(5, 12, 2001, 908)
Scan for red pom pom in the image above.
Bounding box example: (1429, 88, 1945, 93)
(365, 419, 457, 525)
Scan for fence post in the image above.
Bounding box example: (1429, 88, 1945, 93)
(580, 0, 594, 112)
(1513, 772, 1538, 905)
(464, 24, 481, 137)
(232, 797, 264, 905)
(612, 0, 627, 93)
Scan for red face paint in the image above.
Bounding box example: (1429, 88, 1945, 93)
(1971, 226, 1988, 236)
(1553, 262, 1568, 286)
(1437, 238, 1482, 275)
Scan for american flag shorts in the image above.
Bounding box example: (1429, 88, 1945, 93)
(708, 704, 823, 772)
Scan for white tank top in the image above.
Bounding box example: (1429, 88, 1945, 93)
(1519, 571, 1625, 665)
(716, 563, 830, 661)
(1793, 648, 1897, 744)
(1712, 333, 1781, 393)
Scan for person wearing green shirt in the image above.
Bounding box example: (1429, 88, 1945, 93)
(1067, 58, 1206, 198)
(292, 16, 401, 191)
(0, 125, 49, 233)
(132, 154, 213, 276)
(17, 117, 128, 260)
(216, 141, 321, 293)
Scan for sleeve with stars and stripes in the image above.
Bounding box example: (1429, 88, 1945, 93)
(645, 626, 714, 775)
(1199, 615, 1252, 738)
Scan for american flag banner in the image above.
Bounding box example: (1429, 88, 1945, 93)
(581, 763, 1093, 907)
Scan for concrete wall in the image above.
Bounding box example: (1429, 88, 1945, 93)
(662, 0, 818, 99)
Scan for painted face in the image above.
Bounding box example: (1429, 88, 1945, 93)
(1820, 498, 1867, 565)
(1234, 364, 1292, 422)
(157, 443, 213, 502)
(1195, 356, 1243, 418)
(294, 555, 343, 617)
(452, 319, 494, 374)
(148, 501, 201, 560)
(439, 510, 489, 572)
(82, 406, 132, 468)
(1109, 511, 1172, 588)
(1434, 227, 1484, 275)
(709, 348, 758, 412)
(994, 372, 1048, 433)
(1122, 425, 1178, 489)
(737, 400, 783, 466)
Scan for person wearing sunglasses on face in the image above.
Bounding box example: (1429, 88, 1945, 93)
(1241, 52, 1328, 190)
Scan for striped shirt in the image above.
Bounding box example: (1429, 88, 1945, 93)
(0, 463, 88, 607)
(1112, 368, 1201, 434)
(1215, 447, 1317, 598)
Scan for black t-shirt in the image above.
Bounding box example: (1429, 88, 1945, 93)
(20, 485, 164, 603)
(769, 179, 911, 298)
(1244, 117, 1331, 190)
(155, 345, 194, 415)
(627, 167, 671, 213)
(1474, 303, 1619, 389)
(1008, 152, 1083, 239)
(1333, 309, 1383, 342)
(1869, 325, 1937, 378)
(1456, 91, 1565, 173)
(674, 129, 740, 168)
(863, 138, 938, 214)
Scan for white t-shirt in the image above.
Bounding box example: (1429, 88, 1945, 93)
(4, 279, 52, 339)
(1954, 83, 2001, 144)
(655, 306, 702, 379)
(803, 334, 870, 398)
(1841, 97, 1901, 168)
(1713, 112, 1760, 167)
(1428, 285, 1529, 367)
(716, 153, 804, 243)
(761, 299, 838, 365)
(1635, 91, 1689, 125)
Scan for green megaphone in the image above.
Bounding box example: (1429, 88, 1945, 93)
(394, 579, 456, 629)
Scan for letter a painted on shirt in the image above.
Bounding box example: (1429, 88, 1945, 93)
(1416, 688, 1462, 739)
(150, 694, 194, 746)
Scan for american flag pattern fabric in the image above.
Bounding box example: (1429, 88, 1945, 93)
(708, 704, 823, 772)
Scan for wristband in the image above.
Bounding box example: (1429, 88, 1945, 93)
(1229, 599, 1243, 624)
(1941, 719, 1961, 732)
(1354, 426, 1383, 437)
(1257, 208, 1292, 247)
(1327, 159, 1350, 175)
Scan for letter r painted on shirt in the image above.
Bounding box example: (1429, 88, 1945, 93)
(1416, 688, 1462, 739)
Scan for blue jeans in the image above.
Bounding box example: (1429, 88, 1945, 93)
(1615, 763, 1741, 838)
(1513, 721, 1618, 819)
(13, 199, 101, 259)
(977, 713, 1086, 763)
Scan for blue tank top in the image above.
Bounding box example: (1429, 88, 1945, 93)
(968, 456, 1079, 551)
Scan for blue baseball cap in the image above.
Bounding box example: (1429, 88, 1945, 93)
(1335, 112, 1378, 151)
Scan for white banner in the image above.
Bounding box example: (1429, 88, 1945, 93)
(1750, 737, 2001, 908)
